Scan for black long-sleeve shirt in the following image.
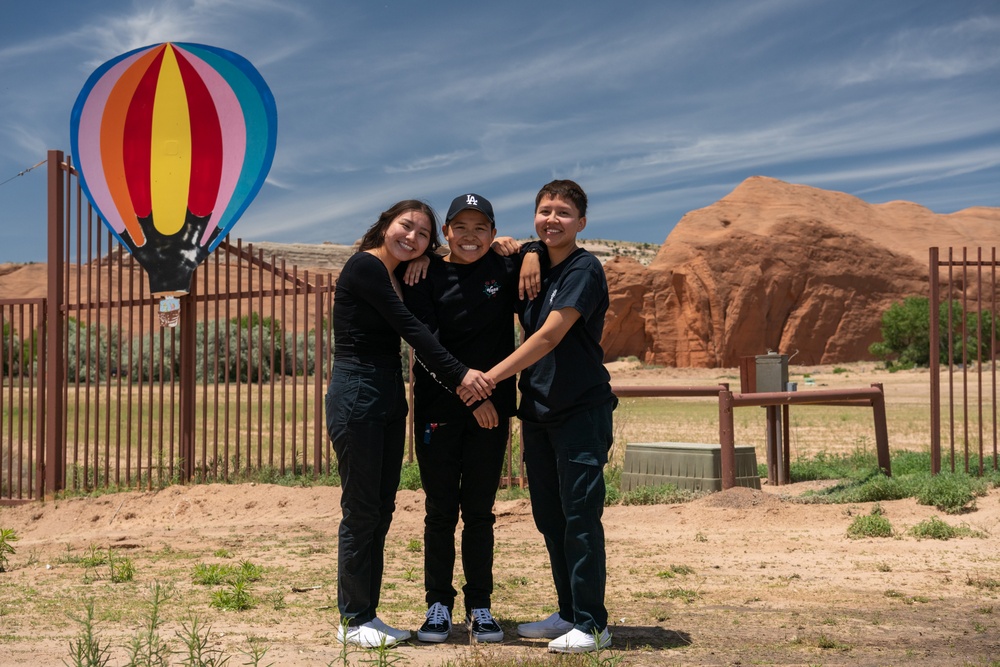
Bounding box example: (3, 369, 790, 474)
(333, 251, 467, 388)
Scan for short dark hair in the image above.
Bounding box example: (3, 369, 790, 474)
(358, 200, 441, 253)
(535, 179, 587, 217)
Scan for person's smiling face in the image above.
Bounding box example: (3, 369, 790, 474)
(534, 194, 585, 258)
(382, 209, 432, 264)
(443, 210, 496, 264)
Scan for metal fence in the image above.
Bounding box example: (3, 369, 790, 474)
(929, 246, 999, 475)
(0, 150, 336, 504)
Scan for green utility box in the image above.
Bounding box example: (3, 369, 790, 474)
(621, 442, 761, 493)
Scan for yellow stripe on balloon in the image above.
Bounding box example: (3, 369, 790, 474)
(150, 44, 191, 236)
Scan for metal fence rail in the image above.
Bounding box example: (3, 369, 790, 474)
(929, 247, 998, 475)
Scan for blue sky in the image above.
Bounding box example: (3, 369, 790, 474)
(1, 0, 998, 262)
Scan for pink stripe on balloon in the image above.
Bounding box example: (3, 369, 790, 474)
(77, 50, 150, 233)
(177, 46, 247, 246)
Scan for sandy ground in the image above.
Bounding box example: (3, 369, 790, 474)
(1, 364, 998, 666)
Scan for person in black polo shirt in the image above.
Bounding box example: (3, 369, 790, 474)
(402, 193, 542, 644)
(461, 180, 616, 654)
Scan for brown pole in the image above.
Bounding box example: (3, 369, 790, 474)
(871, 383, 891, 476)
(178, 281, 197, 482)
(718, 384, 735, 490)
(929, 247, 940, 474)
(45, 150, 66, 496)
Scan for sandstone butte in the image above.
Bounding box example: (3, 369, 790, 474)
(601, 175, 1000, 368)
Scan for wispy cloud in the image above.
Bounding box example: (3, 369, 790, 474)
(384, 150, 477, 174)
(834, 16, 1000, 85)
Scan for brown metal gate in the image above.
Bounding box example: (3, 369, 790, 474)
(929, 246, 999, 475)
(0, 150, 336, 502)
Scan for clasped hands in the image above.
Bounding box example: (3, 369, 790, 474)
(456, 370, 502, 429)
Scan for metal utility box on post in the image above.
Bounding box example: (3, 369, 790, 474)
(756, 352, 790, 485)
(755, 352, 789, 392)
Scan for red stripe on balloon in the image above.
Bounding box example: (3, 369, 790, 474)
(174, 48, 223, 217)
(123, 49, 165, 219)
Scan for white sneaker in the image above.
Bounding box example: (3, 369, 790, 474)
(336, 621, 399, 648)
(416, 602, 452, 643)
(548, 627, 612, 653)
(370, 617, 411, 642)
(516, 612, 574, 638)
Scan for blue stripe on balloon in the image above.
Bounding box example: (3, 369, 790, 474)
(177, 43, 277, 252)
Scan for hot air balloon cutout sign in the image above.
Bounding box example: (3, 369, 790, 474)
(70, 42, 277, 327)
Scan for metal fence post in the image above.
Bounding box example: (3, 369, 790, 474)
(928, 247, 940, 474)
(718, 383, 735, 490)
(45, 150, 66, 495)
(179, 280, 197, 482)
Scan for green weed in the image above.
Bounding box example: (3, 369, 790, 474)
(108, 551, 136, 583)
(621, 483, 700, 506)
(0, 528, 17, 572)
(193, 563, 232, 586)
(398, 462, 422, 491)
(211, 579, 257, 611)
(909, 516, 986, 539)
(124, 582, 174, 666)
(657, 564, 695, 578)
(176, 616, 230, 666)
(64, 601, 112, 667)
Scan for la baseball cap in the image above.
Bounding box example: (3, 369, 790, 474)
(445, 193, 495, 226)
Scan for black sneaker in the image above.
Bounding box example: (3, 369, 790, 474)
(467, 607, 504, 642)
(417, 602, 452, 643)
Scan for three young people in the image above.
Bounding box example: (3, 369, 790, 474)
(327, 181, 614, 653)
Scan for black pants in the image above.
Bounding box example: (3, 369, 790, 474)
(522, 399, 615, 633)
(326, 360, 408, 626)
(416, 416, 508, 615)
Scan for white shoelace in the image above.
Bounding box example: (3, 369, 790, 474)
(427, 603, 450, 625)
(469, 608, 496, 626)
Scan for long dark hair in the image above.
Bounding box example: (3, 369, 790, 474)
(358, 200, 441, 253)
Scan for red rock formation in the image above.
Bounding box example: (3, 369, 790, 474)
(602, 176, 1000, 367)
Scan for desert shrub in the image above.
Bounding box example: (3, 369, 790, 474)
(398, 461, 422, 491)
(604, 465, 622, 506)
(915, 472, 985, 514)
(847, 505, 894, 538)
(909, 516, 985, 540)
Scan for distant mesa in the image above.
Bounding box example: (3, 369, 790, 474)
(601, 176, 1000, 367)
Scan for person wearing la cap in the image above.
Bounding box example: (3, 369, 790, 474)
(401, 192, 543, 644)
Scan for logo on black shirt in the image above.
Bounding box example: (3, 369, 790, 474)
(483, 279, 500, 298)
